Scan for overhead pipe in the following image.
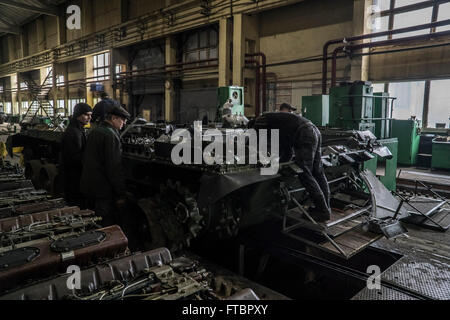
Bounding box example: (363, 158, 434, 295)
(330, 28, 450, 88)
(322, 18, 450, 94)
(246, 53, 267, 113)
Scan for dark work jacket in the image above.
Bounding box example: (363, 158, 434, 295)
(255, 112, 312, 163)
(80, 121, 126, 200)
(60, 119, 87, 195)
(92, 98, 115, 123)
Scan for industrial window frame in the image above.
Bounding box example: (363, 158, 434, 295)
(4, 101, 12, 114)
(374, 78, 450, 128)
(182, 27, 219, 66)
(68, 98, 86, 116)
(371, 0, 450, 41)
(93, 52, 111, 81)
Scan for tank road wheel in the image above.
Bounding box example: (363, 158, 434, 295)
(137, 180, 204, 252)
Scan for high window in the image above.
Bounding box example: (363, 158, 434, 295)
(93, 52, 110, 81)
(183, 28, 218, 65)
(373, 79, 450, 128)
(371, 0, 450, 39)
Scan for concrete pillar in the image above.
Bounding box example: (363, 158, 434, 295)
(232, 14, 245, 87)
(82, 0, 94, 37)
(104, 49, 114, 99)
(16, 73, 22, 116)
(63, 64, 69, 115)
(57, 7, 67, 46)
(219, 18, 232, 87)
(85, 56, 94, 107)
(165, 36, 176, 122)
(351, 0, 371, 82)
(7, 36, 16, 62)
(10, 74, 18, 115)
(36, 18, 46, 52)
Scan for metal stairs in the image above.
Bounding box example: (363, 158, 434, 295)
(21, 71, 58, 128)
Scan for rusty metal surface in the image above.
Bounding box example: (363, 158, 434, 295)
(0, 225, 128, 294)
(0, 207, 94, 232)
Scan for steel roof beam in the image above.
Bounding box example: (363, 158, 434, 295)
(0, 0, 58, 16)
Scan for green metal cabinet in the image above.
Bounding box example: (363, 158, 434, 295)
(391, 120, 420, 166)
(432, 139, 450, 170)
(301, 95, 329, 126)
(329, 83, 374, 131)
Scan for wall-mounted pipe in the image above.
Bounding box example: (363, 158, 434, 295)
(322, 18, 450, 94)
(246, 53, 267, 113)
(330, 29, 450, 88)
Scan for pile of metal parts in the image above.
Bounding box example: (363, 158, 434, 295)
(0, 166, 261, 300)
(0, 248, 260, 301)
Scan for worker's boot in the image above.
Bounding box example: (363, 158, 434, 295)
(309, 197, 331, 223)
(308, 208, 331, 223)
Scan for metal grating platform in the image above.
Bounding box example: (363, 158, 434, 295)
(381, 255, 450, 300)
(352, 286, 418, 300)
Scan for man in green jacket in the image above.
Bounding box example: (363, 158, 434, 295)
(80, 105, 131, 227)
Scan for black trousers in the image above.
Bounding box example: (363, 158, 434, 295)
(294, 124, 331, 214)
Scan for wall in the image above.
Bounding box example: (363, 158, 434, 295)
(259, 0, 354, 109)
(370, 43, 450, 82)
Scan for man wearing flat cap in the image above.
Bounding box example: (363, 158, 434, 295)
(60, 103, 93, 207)
(255, 103, 331, 222)
(81, 105, 131, 227)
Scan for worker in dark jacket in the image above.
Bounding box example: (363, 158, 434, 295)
(80, 105, 130, 227)
(91, 92, 118, 124)
(256, 103, 331, 222)
(60, 103, 92, 207)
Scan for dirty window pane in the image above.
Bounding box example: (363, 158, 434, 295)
(389, 81, 425, 121)
(199, 49, 207, 61)
(392, 7, 433, 38)
(428, 79, 450, 129)
(210, 48, 218, 59)
(210, 30, 218, 46)
(395, 0, 427, 8)
(373, 0, 391, 11)
(436, 2, 450, 32)
(186, 34, 198, 51)
(185, 51, 198, 62)
(199, 30, 208, 48)
(371, 15, 389, 41)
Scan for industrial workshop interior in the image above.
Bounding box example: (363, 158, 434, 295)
(0, 0, 449, 307)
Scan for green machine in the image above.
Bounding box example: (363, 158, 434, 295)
(329, 82, 375, 133)
(391, 119, 420, 166)
(218, 86, 245, 116)
(327, 82, 398, 191)
(363, 138, 398, 191)
(301, 95, 329, 126)
(432, 138, 450, 170)
(373, 92, 392, 139)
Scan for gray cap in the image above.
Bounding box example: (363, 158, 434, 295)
(108, 105, 131, 120)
